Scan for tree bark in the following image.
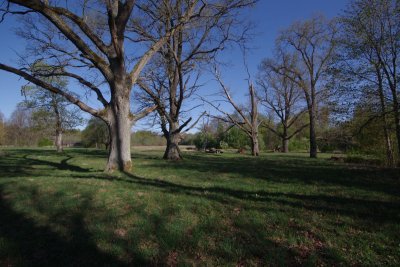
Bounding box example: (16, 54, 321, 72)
(163, 121, 182, 160)
(376, 67, 395, 167)
(164, 133, 182, 160)
(392, 98, 400, 163)
(281, 125, 289, 153)
(251, 134, 260, 156)
(282, 138, 289, 153)
(53, 99, 63, 153)
(105, 89, 132, 172)
(55, 128, 63, 152)
(309, 108, 318, 158)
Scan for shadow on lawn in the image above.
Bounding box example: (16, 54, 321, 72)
(0, 182, 347, 266)
(0, 150, 92, 178)
(22, 154, 91, 173)
(1, 150, 393, 265)
(110, 172, 399, 224)
(0, 185, 130, 267)
(143, 153, 400, 197)
(1, 150, 399, 225)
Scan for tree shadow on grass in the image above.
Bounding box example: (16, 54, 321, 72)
(0, 183, 330, 266)
(0, 152, 92, 179)
(64, 171, 398, 226)
(0, 185, 130, 267)
(22, 154, 91, 173)
(1, 150, 398, 226)
(144, 154, 400, 197)
(0, 150, 384, 265)
(0, 182, 348, 266)
(0, 155, 36, 178)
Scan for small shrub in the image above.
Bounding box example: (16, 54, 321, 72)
(38, 138, 53, 147)
(219, 141, 229, 150)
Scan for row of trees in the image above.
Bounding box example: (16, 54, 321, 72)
(0, 109, 164, 149)
(333, 0, 400, 166)
(0, 0, 398, 169)
(0, 97, 395, 165)
(0, 0, 256, 171)
(201, 0, 399, 166)
(0, 105, 81, 147)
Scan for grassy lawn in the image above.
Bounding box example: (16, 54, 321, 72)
(0, 148, 399, 266)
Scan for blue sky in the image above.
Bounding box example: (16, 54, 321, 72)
(0, 0, 348, 127)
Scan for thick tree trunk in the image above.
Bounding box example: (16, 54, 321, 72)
(55, 128, 63, 153)
(163, 122, 182, 160)
(251, 134, 260, 156)
(163, 132, 182, 160)
(282, 138, 289, 153)
(309, 109, 317, 158)
(105, 92, 132, 172)
(282, 126, 289, 153)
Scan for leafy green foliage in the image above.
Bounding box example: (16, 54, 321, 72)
(21, 63, 82, 133)
(193, 131, 219, 150)
(131, 131, 165, 146)
(81, 117, 109, 149)
(37, 138, 53, 147)
(224, 127, 250, 149)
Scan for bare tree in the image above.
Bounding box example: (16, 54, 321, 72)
(0, 0, 229, 171)
(339, 0, 400, 164)
(0, 110, 5, 146)
(138, 0, 256, 160)
(22, 63, 82, 152)
(204, 69, 261, 156)
(258, 53, 309, 153)
(334, 31, 396, 166)
(268, 15, 338, 158)
(4, 103, 40, 147)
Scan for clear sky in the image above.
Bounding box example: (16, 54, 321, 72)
(0, 0, 349, 125)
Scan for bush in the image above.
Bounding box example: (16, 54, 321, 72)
(219, 141, 229, 150)
(194, 133, 219, 150)
(289, 138, 309, 152)
(38, 138, 53, 147)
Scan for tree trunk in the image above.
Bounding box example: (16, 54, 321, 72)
(309, 109, 317, 158)
(163, 132, 182, 160)
(282, 126, 289, 153)
(53, 100, 63, 152)
(392, 99, 400, 164)
(376, 69, 395, 167)
(282, 138, 289, 153)
(251, 134, 260, 156)
(105, 93, 132, 172)
(163, 123, 182, 160)
(55, 128, 63, 153)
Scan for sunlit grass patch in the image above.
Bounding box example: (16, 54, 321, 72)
(0, 148, 399, 266)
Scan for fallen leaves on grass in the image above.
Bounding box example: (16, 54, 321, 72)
(114, 228, 127, 238)
(166, 250, 178, 267)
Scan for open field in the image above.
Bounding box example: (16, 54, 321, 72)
(0, 148, 399, 266)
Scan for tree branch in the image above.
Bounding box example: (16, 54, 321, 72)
(0, 63, 100, 117)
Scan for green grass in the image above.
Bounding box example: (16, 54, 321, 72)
(0, 148, 399, 266)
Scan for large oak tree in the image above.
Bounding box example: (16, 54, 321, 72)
(137, 0, 256, 160)
(0, 0, 249, 171)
